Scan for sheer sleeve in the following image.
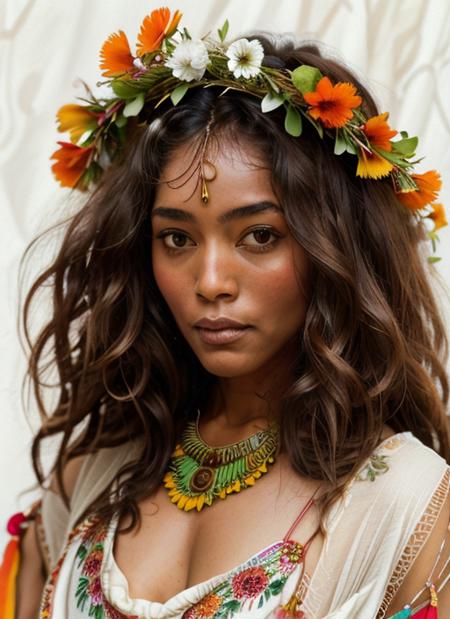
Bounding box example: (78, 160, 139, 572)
(384, 521, 450, 618)
(376, 465, 450, 617)
(300, 432, 450, 619)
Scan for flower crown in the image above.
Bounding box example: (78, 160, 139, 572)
(51, 6, 446, 262)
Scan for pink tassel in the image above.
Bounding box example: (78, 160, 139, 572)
(411, 604, 438, 618)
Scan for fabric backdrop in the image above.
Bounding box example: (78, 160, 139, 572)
(1, 0, 449, 549)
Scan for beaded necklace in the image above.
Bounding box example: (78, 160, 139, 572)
(163, 408, 280, 511)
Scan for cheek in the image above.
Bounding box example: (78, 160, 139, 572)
(254, 251, 309, 329)
(152, 258, 185, 315)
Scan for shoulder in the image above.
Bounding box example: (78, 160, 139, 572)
(48, 439, 144, 502)
(353, 432, 449, 503)
(41, 440, 142, 568)
(48, 454, 88, 498)
(325, 432, 449, 541)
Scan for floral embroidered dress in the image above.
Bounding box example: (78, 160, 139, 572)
(2, 431, 450, 619)
(39, 500, 316, 619)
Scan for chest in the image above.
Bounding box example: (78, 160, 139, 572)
(113, 462, 324, 605)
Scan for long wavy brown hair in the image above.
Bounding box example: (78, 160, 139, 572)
(19, 31, 450, 537)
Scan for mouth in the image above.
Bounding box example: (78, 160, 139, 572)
(195, 326, 252, 345)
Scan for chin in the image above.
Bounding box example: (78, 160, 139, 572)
(191, 349, 268, 378)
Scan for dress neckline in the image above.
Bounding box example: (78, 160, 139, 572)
(100, 430, 414, 612)
(102, 522, 311, 610)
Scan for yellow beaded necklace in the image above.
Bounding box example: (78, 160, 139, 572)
(162, 409, 280, 512)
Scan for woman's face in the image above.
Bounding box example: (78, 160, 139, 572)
(151, 137, 311, 381)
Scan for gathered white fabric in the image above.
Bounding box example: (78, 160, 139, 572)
(39, 431, 450, 618)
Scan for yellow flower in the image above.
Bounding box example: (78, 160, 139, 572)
(356, 149, 393, 179)
(56, 104, 98, 144)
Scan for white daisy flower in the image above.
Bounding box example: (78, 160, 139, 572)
(165, 39, 210, 82)
(225, 38, 264, 79)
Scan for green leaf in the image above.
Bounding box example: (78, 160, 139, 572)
(258, 594, 265, 608)
(334, 131, 347, 155)
(284, 104, 302, 137)
(123, 93, 145, 117)
(154, 92, 172, 109)
(300, 109, 323, 138)
(375, 148, 408, 166)
(111, 80, 142, 99)
(391, 136, 418, 157)
(218, 19, 229, 42)
(115, 113, 128, 128)
(263, 73, 280, 93)
(291, 65, 323, 94)
(170, 83, 189, 106)
(269, 579, 285, 594)
(182, 27, 192, 40)
(78, 128, 96, 147)
(344, 137, 357, 155)
(427, 255, 442, 264)
(400, 130, 409, 138)
(261, 91, 285, 113)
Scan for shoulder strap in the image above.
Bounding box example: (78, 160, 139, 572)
(283, 485, 321, 542)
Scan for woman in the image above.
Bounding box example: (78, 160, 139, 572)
(2, 6, 449, 619)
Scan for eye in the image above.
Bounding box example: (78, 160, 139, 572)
(239, 226, 281, 252)
(155, 230, 195, 253)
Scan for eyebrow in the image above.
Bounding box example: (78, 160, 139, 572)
(151, 201, 283, 224)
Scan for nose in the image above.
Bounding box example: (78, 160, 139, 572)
(194, 243, 238, 302)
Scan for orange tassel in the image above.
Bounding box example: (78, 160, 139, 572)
(0, 537, 21, 619)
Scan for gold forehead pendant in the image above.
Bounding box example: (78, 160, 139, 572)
(200, 158, 217, 204)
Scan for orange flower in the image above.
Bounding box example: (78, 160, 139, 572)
(356, 149, 393, 179)
(136, 7, 182, 57)
(56, 104, 98, 143)
(183, 592, 223, 618)
(303, 76, 362, 128)
(427, 203, 448, 231)
(100, 30, 135, 77)
(361, 112, 397, 151)
(50, 141, 93, 188)
(396, 170, 442, 211)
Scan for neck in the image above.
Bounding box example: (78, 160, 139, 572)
(199, 357, 298, 444)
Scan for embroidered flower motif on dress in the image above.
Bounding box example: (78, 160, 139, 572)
(39, 515, 110, 618)
(355, 453, 390, 482)
(182, 539, 304, 618)
(73, 520, 136, 619)
(355, 433, 411, 482)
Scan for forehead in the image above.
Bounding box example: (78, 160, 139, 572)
(153, 136, 278, 211)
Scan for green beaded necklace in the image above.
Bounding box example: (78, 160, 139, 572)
(162, 408, 280, 512)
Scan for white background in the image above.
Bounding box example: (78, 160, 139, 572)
(1, 0, 449, 550)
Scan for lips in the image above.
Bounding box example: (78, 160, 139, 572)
(193, 316, 252, 345)
(195, 325, 251, 345)
(194, 317, 248, 330)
